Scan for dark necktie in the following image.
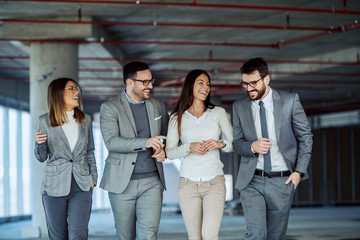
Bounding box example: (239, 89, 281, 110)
(259, 101, 271, 173)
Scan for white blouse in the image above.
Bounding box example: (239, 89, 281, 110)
(166, 106, 233, 179)
(61, 110, 79, 152)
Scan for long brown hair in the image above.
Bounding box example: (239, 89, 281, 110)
(170, 70, 215, 139)
(47, 78, 85, 127)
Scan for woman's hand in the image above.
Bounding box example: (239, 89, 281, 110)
(35, 130, 47, 145)
(202, 139, 224, 152)
(91, 182, 96, 189)
(190, 142, 207, 155)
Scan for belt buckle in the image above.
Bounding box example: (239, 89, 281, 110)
(261, 171, 269, 178)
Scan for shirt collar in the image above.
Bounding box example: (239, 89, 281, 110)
(252, 87, 273, 107)
(185, 108, 211, 119)
(185, 108, 211, 123)
(66, 109, 74, 116)
(124, 90, 145, 104)
(262, 87, 273, 105)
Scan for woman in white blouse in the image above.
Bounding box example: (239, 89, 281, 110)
(34, 78, 97, 240)
(166, 70, 233, 240)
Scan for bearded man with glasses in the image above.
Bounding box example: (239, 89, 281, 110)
(232, 57, 313, 240)
(99, 61, 169, 240)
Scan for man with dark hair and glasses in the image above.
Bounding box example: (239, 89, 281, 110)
(232, 57, 313, 240)
(99, 61, 169, 240)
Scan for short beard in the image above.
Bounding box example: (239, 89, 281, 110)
(247, 84, 266, 100)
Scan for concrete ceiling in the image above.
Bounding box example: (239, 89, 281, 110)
(0, 0, 360, 115)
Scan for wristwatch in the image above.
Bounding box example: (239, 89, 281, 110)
(295, 170, 305, 178)
(220, 140, 227, 148)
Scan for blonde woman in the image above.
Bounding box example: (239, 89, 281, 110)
(34, 78, 97, 240)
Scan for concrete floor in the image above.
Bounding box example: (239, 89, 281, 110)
(1, 206, 360, 240)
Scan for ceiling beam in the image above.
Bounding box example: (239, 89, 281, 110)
(1, 66, 360, 77)
(1, 20, 358, 48)
(5, 1, 360, 15)
(0, 18, 336, 32)
(1, 55, 359, 65)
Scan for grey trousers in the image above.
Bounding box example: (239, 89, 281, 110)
(108, 175, 164, 240)
(240, 175, 295, 240)
(42, 175, 93, 240)
(178, 175, 226, 240)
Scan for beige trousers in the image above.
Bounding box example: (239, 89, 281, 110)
(178, 175, 226, 240)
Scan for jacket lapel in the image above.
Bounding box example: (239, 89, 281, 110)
(146, 100, 155, 137)
(243, 98, 257, 140)
(120, 92, 138, 136)
(272, 89, 282, 142)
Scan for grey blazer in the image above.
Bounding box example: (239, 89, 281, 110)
(99, 92, 169, 194)
(232, 89, 313, 190)
(34, 113, 98, 197)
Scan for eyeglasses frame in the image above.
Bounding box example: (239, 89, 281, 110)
(240, 76, 265, 89)
(130, 78, 155, 86)
(64, 86, 80, 92)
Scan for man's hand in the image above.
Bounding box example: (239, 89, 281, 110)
(285, 172, 301, 190)
(190, 142, 206, 155)
(152, 149, 166, 162)
(252, 138, 272, 154)
(146, 136, 167, 152)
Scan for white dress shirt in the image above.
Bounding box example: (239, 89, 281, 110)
(251, 88, 288, 171)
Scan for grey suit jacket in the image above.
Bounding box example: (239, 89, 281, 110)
(232, 89, 313, 190)
(34, 113, 98, 197)
(99, 92, 169, 194)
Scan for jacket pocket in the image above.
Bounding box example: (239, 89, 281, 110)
(106, 158, 121, 165)
(178, 177, 187, 190)
(76, 163, 90, 176)
(154, 115, 162, 121)
(241, 157, 250, 163)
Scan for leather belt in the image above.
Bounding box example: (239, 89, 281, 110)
(254, 169, 291, 178)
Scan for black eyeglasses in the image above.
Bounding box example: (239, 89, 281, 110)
(240, 77, 264, 89)
(64, 86, 80, 92)
(131, 78, 155, 86)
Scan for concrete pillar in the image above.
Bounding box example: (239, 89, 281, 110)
(29, 42, 78, 237)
